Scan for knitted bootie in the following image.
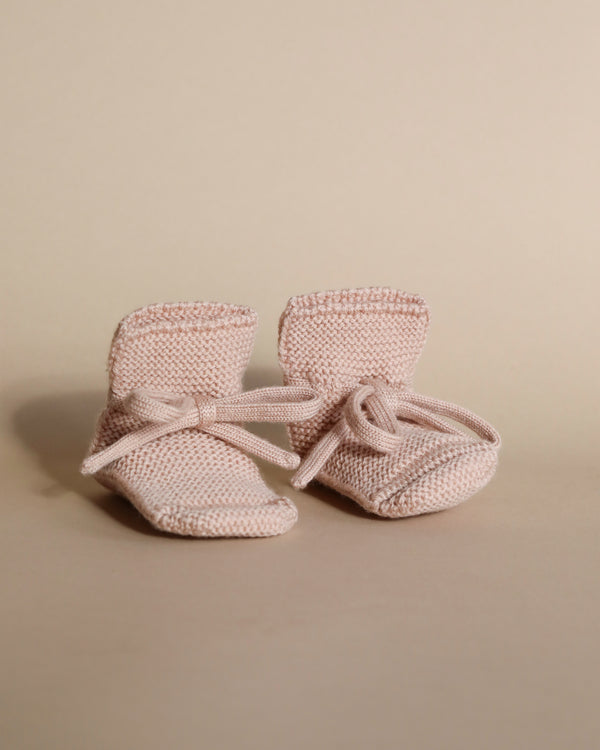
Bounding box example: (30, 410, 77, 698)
(82, 302, 321, 537)
(278, 288, 501, 517)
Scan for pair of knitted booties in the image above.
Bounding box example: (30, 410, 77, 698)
(82, 288, 501, 538)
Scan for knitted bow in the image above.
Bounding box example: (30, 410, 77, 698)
(81, 386, 323, 475)
(291, 379, 501, 489)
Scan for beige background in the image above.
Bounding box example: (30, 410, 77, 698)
(2, 2, 599, 748)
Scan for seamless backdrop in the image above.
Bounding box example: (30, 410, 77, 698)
(1, 2, 599, 749)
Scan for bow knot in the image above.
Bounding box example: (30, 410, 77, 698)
(81, 386, 323, 476)
(291, 379, 501, 489)
(193, 394, 217, 427)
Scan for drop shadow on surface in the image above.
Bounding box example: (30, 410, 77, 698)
(11, 387, 163, 535)
(299, 481, 378, 520)
(10, 365, 373, 533)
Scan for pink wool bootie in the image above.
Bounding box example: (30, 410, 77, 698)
(81, 302, 321, 537)
(278, 288, 501, 517)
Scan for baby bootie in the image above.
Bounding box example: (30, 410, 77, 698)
(278, 288, 501, 517)
(82, 302, 321, 537)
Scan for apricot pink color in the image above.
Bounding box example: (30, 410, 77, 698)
(82, 302, 315, 537)
(278, 288, 501, 517)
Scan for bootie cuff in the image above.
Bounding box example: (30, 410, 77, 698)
(109, 301, 257, 398)
(279, 287, 430, 389)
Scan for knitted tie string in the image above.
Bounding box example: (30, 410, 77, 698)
(81, 386, 323, 475)
(291, 379, 501, 489)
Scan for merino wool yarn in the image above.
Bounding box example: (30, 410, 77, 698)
(82, 302, 319, 538)
(278, 288, 501, 517)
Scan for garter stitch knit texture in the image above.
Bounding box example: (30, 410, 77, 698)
(278, 288, 501, 517)
(82, 302, 316, 537)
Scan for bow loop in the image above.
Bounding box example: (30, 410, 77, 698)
(343, 384, 401, 453)
(81, 386, 322, 476)
(291, 381, 501, 489)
